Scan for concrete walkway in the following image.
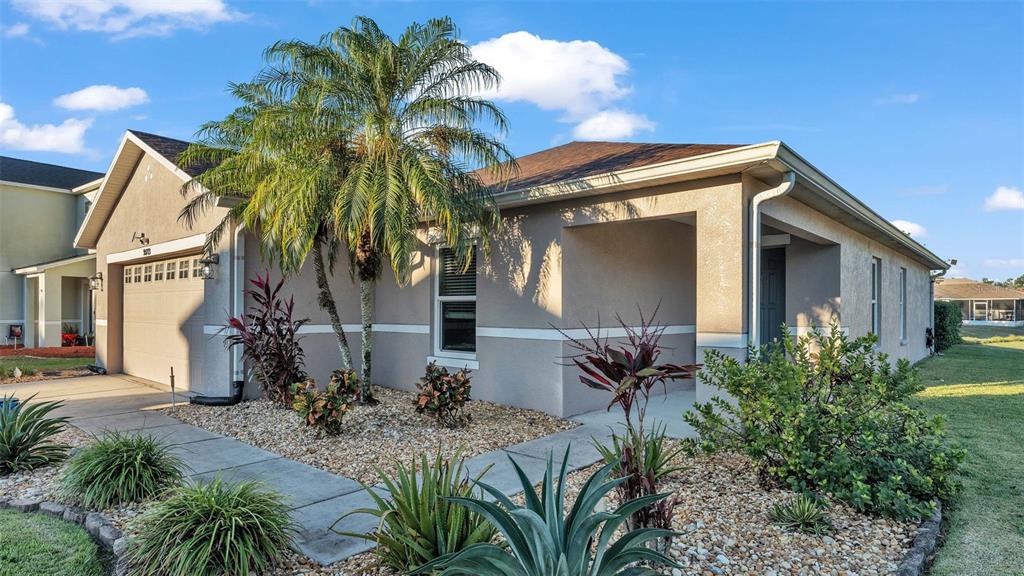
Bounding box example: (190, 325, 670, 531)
(572, 385, 698, 439)
(2, 375, 627, 566)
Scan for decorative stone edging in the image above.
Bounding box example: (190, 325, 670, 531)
(895, 501, 943, 576)
(0, 497, 128, 575)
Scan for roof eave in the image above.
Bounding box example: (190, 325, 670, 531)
(14, 253, 96, 275)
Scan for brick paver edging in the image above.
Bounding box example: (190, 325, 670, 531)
(895, 501, 943, 576)
(0, 497, 128, 575)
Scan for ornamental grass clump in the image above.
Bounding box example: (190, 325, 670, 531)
(414, 447, 681, 576)
(770, 493, 833, 535)
(685, 321, 964, 519)
(334, 449, 496, 572)
(126, 479, 294, 576)
(414, 362, 473, 428)
(61, 431, 185, 509)
(0, 394, 69, 475)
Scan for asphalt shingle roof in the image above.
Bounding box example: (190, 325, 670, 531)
(0, 156, 103, 190)
(936, 278, 1024, 300)
(478, 141, 745, 191)
(129, 129, 211, 177)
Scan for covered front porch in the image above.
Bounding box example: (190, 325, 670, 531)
(15, 254, 97, 348)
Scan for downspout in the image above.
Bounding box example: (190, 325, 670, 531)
(190, 223, 245, 406)
(749, 171, 796, 350)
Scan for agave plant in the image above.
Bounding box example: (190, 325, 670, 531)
(334, 449, 496, 572)
(414, 447, 680, 576)
(770, 493, 833, 535)
(0, 394, 70, 475)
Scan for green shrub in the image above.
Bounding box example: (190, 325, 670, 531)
(414, 362, 473, 428)
(594, 423, 685, 539)
(335, 449, 496, 572)
(414, 448, 681, 576)
(126, 479, 294, 576)
(934, 300, 962, 352)
(61, 431, 185, 509)
(0, 395, 69, 475)
(684, 322, 964, 519)
(770, 494, 832, 535)
(291, 369, 359, 435)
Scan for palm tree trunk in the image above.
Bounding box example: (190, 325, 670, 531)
(359, 276, 375, 401)
(312, 239, 354, 371)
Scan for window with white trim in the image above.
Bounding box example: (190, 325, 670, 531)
(124, 267, 132, 285)
(154, 262, 164, 281)
(133, 266, 142, 283)
(143, 264, 153, 283)
(179, 259, 190, 279)
(435, 247, 476, 355)
(899, 267, 907, 341)
(871, 257, 882, 339)
(192, 258, 201, 279)
(167, 260, 177, 280)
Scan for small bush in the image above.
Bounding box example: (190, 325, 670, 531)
(224, 272, 308, 406)
(126, 479, 294, 576)
(291, 369, 359, 435)
(933, 300, 962, 352)
(335, 450, 496, 572)
(61, 431, 185, 509)
(685, 322, 964, 519)
(595, 423, 684, 537)
(0, 395, 69, 475)
(770, 494, 832, 535)
(414, 362, 472, 427)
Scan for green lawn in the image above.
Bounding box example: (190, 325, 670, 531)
(0, 510, 108, 576)
(0, 357, 90, 379)
(916, 339, 1024, 576)
(960, 324, 1024, 341)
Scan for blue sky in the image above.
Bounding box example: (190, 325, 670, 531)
(1, 1, 1021, 280)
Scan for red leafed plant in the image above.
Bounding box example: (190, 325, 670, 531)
(291, 369, 360, 435)
(222, 272, 308, 406)
(414, 362, 472, 428)
(61, 333, 78, 347)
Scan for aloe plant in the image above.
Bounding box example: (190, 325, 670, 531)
(414, 447, 681, 576)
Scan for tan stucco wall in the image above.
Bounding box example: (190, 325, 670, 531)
(0, 183, 83, 340)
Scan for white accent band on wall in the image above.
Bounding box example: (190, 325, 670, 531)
(788, 325, 849, 336)
(477, 324, 696, 341)
(427, 355, 479, 370)
(696, 332, 748, 348)
(96, 319, 108, 326)
(0, 320, 25, 324)
(202, 323, 431, 336)
(107, 233, 206, 264)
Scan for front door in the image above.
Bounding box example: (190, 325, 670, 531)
(760, 247, 787, 346)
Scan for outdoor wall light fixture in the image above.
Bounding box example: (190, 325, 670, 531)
(88, 272, 103, 291)
(198, 254, 219, 280)
(132, 232, 150, 246)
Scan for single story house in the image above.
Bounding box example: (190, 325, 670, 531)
(1, 156, 103, 347)
(936, 278, 1024, 326)
(74, 131, 948, 416)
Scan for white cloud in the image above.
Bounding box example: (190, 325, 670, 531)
(572, 109, 655, 140)
(2, 22, 30, 38)
(0, 102, 91, 154)
(11, 0, 241, 38)
(890, 219, 928, 239)
(472, 31, 651, 139)
(876, 93, 922, 105)
(984, 258, 1024, 268)
(984, 185, 1024, 211)
(55, 85, 149, 111)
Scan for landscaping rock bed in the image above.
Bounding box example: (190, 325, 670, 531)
(0, 366, 95, 385)
(303, 451, 919, 576)
(163, 386, 577, 485)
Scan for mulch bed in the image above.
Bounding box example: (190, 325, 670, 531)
(0, 346, 95, 358)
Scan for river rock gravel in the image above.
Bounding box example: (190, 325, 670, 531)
(163, 385, 577, 485)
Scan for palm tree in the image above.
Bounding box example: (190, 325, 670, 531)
(177, 83, 357, 372)
(258, 16, 516, 398)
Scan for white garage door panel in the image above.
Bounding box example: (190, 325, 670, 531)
(123, 262, 204, 390)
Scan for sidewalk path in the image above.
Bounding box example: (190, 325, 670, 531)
(4, 375, 621, 566)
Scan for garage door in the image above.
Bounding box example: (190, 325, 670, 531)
(122, 257, 204, 390)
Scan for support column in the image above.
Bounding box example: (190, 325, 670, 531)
(38, 272, 64, 348)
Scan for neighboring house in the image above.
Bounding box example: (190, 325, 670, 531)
(935, 278, 1024, 326)
(75, 132, 948, 416)
(0, 156, 103, 347)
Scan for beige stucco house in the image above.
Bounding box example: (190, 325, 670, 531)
(1, 156, 103, 348)
(75, 131, 948, 416)
(936, 278, 1024, 326)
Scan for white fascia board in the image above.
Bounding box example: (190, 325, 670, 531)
(125, 131, 195, 184)
(492, 141, 782, 209)
(0, 180, 74, 194)
(74, 133, 133, 249)
(71, 178, 104, 195)
(775, 144, 948, 271)
(14, 253, 96, 275)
